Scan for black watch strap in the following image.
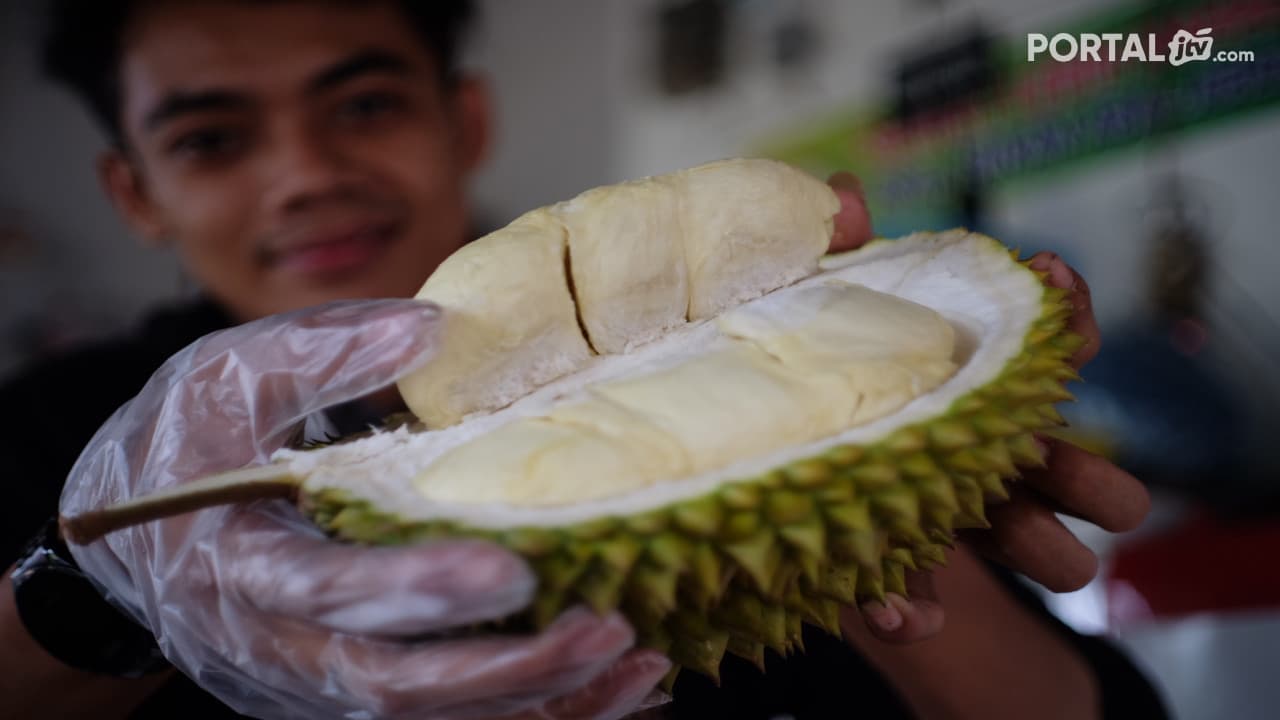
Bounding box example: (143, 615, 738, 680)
(11, 518, 171, 677)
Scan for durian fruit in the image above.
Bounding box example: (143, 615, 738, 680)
(62, 158, 1080, 687)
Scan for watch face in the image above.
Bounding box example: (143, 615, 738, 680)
(13, 546, 168, 677)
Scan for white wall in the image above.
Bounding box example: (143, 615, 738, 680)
(0, 3, 181, 374)
(606, 0, 1118, 179)
(467, 0, 626, 223)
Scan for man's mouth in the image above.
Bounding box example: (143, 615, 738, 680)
(266, 222, 398, 279)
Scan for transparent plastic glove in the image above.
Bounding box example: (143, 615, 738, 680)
(59, 299, 669, 719)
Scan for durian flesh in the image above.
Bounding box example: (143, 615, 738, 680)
(279, 158, 1080, 683)
(409, 281, 958, 507)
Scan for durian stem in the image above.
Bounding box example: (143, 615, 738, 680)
(59, 464, 301, 545)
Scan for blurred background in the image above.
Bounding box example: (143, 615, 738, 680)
(2, 0, 1277, 716)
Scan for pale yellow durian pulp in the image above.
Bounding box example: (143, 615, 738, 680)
(394, 158, 958, 508)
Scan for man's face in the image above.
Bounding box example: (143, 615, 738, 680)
(106, 1, 488, 321)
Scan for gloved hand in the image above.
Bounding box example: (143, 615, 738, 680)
(59, 299, 670, 720)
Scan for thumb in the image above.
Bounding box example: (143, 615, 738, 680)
(175, 299, 443, 466)
(827, 171, 873, 253)
(193, 298, 443, 413)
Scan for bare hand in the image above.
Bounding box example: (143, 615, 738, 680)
(824, 173, 1151, 643)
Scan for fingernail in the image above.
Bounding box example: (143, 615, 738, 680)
(834, 185, 864, 207)
(1050, 258, 1076, 290)
(1029, 254, 1076, 290)
(1029, 252, 1058, 271)
(609, 657, 675, 717)
(417, 301, 442, 322)
(861, 601, 902, 632)
(634, 652, 673, 677)
(886, 594, 914, 615)
(569, 613, 632, 663)
(1029, 251, 1070, 286)
(346, 302, 429, 340)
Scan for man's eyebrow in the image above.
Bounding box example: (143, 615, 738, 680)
(140, 51, 411, 132)
(143, 90, 253, 132)
(306, 50, 412, 93)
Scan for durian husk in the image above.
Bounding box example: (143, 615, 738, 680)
(301, 241, 1081, 688)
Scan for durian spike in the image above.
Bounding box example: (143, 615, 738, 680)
(59, 464, 300, 545)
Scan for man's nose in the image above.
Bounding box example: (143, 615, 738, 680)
(262, 124, 361, 213)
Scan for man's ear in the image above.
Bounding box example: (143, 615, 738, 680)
(450, 73, 492, 174)
(97, 150, 168, 246)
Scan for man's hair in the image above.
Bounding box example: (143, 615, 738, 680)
(42, 0, 476, 147)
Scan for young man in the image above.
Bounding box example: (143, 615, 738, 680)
(2, 1, 1165, 718)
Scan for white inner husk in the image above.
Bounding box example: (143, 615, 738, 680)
(278, 230, 1042, 529)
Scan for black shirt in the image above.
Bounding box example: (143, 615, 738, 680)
(1, 299, 1168, 719)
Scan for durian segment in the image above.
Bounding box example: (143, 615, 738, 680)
(409, 342, 850, 507)
(550, 396, 693, 477)
(716, 280, 958, 424)
(586, 345, 870, 479)
(410, 414, 683, 506)
(398, 158, 838, 428)
(410, 275, 962, 509)
(676, 158, 839, 321)
(395, 209, 593, 429)
(553, 177, 688, 354)
(587, 342, 859, 491)
(402, 282, 959, 508)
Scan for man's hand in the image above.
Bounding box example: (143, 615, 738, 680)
(824, 173, 1151, 642)
(59, 300, 668, 720)
(958, 253, 1149, 592)
(827, 172, 874, 253)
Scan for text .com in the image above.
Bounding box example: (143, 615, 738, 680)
(1028, 28, 1255, 66)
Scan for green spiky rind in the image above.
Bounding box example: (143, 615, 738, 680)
(301, 238, 1079, 685)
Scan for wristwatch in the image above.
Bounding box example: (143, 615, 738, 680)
(10, 518, 170, 677)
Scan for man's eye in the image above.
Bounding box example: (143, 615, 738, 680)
(337, 92, 406, 123)
(168, 128, 242, 160)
